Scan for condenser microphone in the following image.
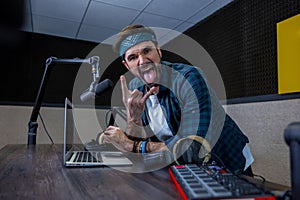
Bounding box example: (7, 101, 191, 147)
(80, 79, 114, 102)
(80, 90, 94, 102)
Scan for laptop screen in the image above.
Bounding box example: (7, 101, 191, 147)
(64, 98, 74, 153)
(63, 98, 83, 163)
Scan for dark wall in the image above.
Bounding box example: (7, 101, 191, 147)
(185, 0, 300, 99)
(0, 32, 101, 105)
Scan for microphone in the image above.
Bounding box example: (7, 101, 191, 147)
(80, 79, 114, 102)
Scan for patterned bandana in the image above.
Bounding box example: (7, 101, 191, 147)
(119, 32, 157, 57)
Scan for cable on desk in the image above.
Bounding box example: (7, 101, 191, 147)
(38, 112, 54, 144)
(210, 152, 228, 171)
(105, 108, 112, 127)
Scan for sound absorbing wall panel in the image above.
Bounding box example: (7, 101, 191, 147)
(185, 0, 300, 99)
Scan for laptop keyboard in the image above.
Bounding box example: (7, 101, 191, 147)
(73, 151, 103, 163)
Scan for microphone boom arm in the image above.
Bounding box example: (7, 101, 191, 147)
(27, 56, 100, 145)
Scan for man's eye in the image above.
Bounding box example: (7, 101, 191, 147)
(143, 48, 152, 54)
(128, 55, 137, 61)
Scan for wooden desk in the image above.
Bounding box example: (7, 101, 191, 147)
(0, 144, 181, 200)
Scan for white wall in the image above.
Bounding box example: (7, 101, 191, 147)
(0, 106, 109, 148)
(224, 98, 300, 186)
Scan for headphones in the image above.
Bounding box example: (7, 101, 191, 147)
(97, 132, 105, 144)
(172, 135, 211, 165)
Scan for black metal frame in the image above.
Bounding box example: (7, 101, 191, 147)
(27, 56, 99, 145)
(284, 122, 300, 200)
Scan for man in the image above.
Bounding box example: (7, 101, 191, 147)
(103, 25, 254, 175)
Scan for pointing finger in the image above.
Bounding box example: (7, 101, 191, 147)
(120, 75, 130, 105)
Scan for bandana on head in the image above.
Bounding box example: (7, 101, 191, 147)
(119, 32, 157, 57)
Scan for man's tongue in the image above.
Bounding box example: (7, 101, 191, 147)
(143, 68, 156, 84)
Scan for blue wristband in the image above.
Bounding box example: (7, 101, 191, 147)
(141, 141, 147, 154)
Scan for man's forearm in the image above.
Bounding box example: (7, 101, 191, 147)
(126, 120, 147, 139)
(146, 141, 168, 153)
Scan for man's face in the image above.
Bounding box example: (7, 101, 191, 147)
(122, 41, 162, 85)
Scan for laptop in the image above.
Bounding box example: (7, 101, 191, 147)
(63, 97, 133, 167)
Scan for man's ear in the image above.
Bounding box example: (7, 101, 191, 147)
(157, 46, 162, 58)
(122, 60, 130, 70)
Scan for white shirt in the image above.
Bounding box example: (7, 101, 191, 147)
(242, 143, 254, 170)
(146, 95, 173, 141)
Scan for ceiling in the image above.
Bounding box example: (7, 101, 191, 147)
(21, 0, 233, 45)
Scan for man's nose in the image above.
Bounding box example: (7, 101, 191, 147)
(138, 53, 147, 65)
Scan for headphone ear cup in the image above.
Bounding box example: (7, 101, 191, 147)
(188, 135, 211, 163)
(172, 136, 211, 165)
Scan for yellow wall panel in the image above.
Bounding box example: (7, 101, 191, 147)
(277, 14, 300, 94)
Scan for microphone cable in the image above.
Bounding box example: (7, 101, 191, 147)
(38, 112, 54, 144)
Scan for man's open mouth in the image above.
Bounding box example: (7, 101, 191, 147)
(139, 63, 157, 84)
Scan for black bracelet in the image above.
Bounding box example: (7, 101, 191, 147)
(132, 140, 139, 153)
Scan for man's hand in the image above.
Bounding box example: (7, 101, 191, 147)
(103, 126, 133, 152)
(120, 75, 157, 125)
